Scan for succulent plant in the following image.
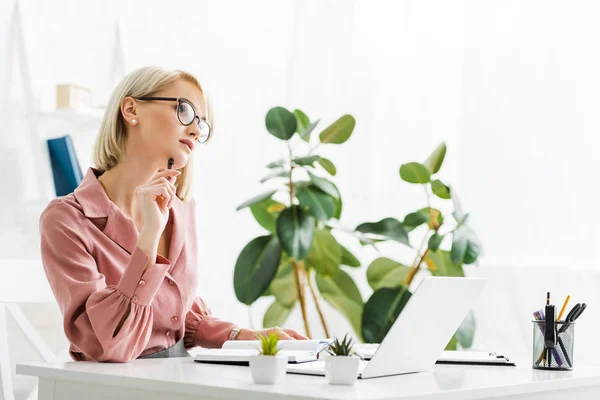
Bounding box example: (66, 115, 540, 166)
(328, 333, 354, 356)
(257, 331, 280, 356)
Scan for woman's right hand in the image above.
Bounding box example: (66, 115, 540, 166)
(135, 169, 181, 235)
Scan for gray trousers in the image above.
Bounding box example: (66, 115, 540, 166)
(137, 340, 191, 359)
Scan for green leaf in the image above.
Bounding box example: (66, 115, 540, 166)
(463, 233, 482, 265)
(356, 218, 410, 246)
(431, 180, 451, 199)
(331, 181, 343, 219)
(260, 169, 290, 183)
(266, 107, 297, 141)
(293, 109, 310, 134)
(250, 199, 285, 233)
(451, 187, 466, 222)
(300, 120, 320, 142)
(445, 335, 458, 351)
(399, 162, 431, 184)
(366, 257, 410, 290)
(316, 157, 337, 176)
(263, 300, 293, 329)
(424, 142, 447, 174)
(276, 206, 315, 260)
(316, 269, 363, 339)
(402, 211, 428, 231)
(267, 159, 286, 169)
(316, 268, 362, 309)
(451, 225, 469, 265)
(234, 236, 282, 305)
(340, 245, 360, 267)
(307, 171, 339, 199)
(362, 286, 412, 344)
(319, 114, 356, 144)
(269, 262, 297, 308)
(293, 156, 320, 167)
(296, 185, 336, 221)
(236, 189, 278, 211)
(428, 233, 444, 252)
(403, 208, 444, 232)
(425, 250, 464, 277)
(455, 310, 476, 349)
(305, 229, 341, 275)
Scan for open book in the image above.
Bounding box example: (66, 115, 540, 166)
(194, 339, 333, 365)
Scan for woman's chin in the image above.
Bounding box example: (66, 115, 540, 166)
(168, 152, 190, 169)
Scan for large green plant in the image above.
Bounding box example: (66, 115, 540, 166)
(234, 106, 365, 339)
(357, 143, 482, 349)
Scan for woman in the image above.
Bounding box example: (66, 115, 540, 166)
(39, 66, 306, 362)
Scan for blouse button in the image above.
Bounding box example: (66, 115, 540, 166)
(131, 295, 138, 303)
(171, 316, 178, 323)
(168, 279, 174, 285)
(138, 280, 145, 287)
(165, 330, 171, 337)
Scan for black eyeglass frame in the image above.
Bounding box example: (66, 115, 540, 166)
(136, 96, 211, 143)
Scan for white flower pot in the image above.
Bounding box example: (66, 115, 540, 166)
(249, 354, 287, 384)
(325, 355, 360, 385)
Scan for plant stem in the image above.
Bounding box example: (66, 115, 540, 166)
(292, 259, 311, 338)
(303, 264, 331, 338)
(287, 141, 311, 338)
(404, 228, 431, 287)
(288, 143, 296, 202)
(248, 304, 255, 330)
(307, 143, 320, 156)
(404, 184, 435, 286)
(423, 184, 431, 210)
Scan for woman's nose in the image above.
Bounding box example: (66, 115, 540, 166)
(187, 126, 200, 141)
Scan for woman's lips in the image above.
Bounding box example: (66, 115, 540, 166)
(179, 140, 194, 152)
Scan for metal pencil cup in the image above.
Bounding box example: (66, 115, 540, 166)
(532, 321, 575, 370)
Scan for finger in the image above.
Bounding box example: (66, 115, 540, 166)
(165, 182, 176, 208)
(145, 185, 172, 207)
(153, 170, 181, 182)
(284, 329, 308, 340)
(149, 177, 177, 192)
(275, 329, 292, 340)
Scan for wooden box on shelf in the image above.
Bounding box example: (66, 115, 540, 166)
(56, 84, 92, 109)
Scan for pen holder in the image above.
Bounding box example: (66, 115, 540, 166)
(532, 321, 575, 370)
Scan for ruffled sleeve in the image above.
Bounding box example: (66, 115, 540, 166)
(184, 297, 238, 349)
(40, 201, 170, 362)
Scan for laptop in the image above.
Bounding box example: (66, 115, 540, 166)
(287, 276, 486, 379)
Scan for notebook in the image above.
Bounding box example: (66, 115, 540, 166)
(354, 345, 515, 366)
(436, 351, 515, 366)
(194, 339, 333, 365)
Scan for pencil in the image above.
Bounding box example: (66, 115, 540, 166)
(557, 295, 571, 322)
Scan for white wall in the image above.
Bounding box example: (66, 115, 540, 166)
(1, 2, 600, 394)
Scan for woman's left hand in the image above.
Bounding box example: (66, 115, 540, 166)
(237, 326, 308, 341)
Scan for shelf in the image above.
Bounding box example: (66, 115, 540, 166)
(38, 108, 105, 138)
(39, 107, 105, 122)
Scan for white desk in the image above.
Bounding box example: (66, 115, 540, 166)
(17, 358, 600, 400)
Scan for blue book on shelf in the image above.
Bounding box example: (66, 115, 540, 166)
(47, 135, 83, 196)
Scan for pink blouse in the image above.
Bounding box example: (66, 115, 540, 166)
(39, 167, 237, 362)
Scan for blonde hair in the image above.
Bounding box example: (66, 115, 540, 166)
(93, 66, 213, 201)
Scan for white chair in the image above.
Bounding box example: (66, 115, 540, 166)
(0, 259, 60, 400)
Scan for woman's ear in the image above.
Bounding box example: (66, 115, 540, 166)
(121, 97, 138, 126)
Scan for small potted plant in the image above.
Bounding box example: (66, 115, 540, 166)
(325, 334, 360, 385)
(249, 331, 287, 384)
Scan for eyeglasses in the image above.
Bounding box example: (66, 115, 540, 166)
(136, 97, 212, 144)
